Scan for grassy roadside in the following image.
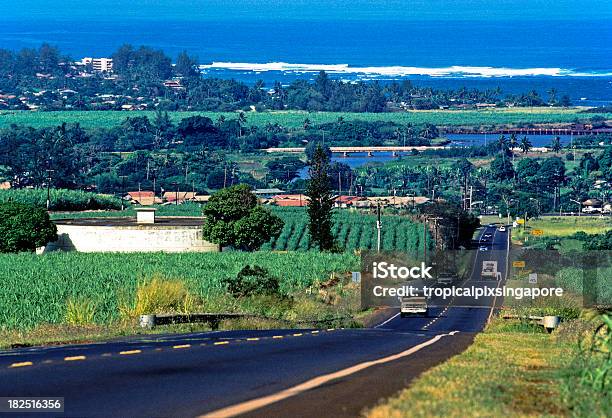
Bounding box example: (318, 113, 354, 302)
(365, 315, 610, 418)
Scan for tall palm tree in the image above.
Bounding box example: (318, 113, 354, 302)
(550, 136, 562, 153)
(237, 111, 247, 137)
(508, 133, 518, 162)
(520, 136, 533, 153)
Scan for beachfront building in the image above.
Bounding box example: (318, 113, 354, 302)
(80, 57, 113, 72)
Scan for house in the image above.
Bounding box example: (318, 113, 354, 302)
(163, 80, 185, 90)
(0, 181, 11, 190)
(334, 195, 367, 208)
(361, 196, 430, 208)
(272, 194, 308, 207)
(126, 191, 161, 206)
(163, 191, 197, 203)
(193, 195, 212, 204)
(582, 198, 603, 213)
(254, 188, 285, 199)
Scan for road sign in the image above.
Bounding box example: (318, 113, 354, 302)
(531, 229, 544, 236)
(513, 261, 526, 268)
(529, 273, 538, 284)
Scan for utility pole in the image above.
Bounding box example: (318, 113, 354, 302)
(45, 169, 55, 211)
(376, 202, 382, 253)
(423, 218, 428, 263)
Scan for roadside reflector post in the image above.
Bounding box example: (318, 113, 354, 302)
(140, 314, 156, 329)
(542, 316, 560, 333)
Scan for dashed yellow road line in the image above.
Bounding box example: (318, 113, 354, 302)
(272, 335, 283, 339)
(9, 361, 33, 368)
(119, 350, 142, 355)
(327, 328, 335, 331)
(292, 333, 303, 337)
(64, 355, 86, 361)
(214, 341, 229, 345)
(311, 330, 319, 334)
(173, 344, 191, 349)
(246, 338, 260, 341)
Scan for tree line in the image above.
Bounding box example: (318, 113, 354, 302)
(0, 44, 570, 112)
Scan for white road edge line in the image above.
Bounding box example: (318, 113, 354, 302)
(198, 330, 460, 418)
(374, 312, 399, 328)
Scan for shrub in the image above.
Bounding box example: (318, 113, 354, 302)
(65, 298, 96, 326)
(119, 275, 197, 319)
(223, 265, 281, 298)
(0, 202, 57, 252)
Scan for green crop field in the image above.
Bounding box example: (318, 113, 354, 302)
(1, 108, 607, 129)
(51, 206, 427, 252)
(264, 207, 426, 252)
(0, 251, 358, 331)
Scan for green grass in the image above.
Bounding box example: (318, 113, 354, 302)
(366, 318, 574, 418)
(517, 216, 612, 239)
(0, 251, 358, 332)
(1, 108, 607, 129)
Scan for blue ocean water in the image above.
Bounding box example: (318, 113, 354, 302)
(1, 18, 611, 103)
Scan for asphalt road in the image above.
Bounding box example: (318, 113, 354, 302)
(0, 226, 509, 418)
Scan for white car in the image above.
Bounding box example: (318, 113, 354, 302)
(498, 226, 506, 232)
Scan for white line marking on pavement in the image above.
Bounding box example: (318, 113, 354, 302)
(374, 312, 399, 328)
(198, 330, 460, 418)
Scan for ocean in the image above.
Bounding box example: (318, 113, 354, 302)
(1, 18, 611, 104)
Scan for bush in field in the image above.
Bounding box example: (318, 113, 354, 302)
(119, 275, 197, 319)
(0, 202, 57, 253)
(223, 265, 280, 298)
(0, 189, 121, 211)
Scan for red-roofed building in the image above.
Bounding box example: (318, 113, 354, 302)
(272, 194, 309, 207)
(334, 195, 367, 208)
(126, 191, 161, 206)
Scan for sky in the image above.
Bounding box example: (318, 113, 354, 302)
(1, 0, 611, 21)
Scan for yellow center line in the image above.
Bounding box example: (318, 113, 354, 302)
(311, 330, 319, 334)
(119, 349, 142, 355)
(214, 341, 229, 345)
(9, 361, 33, 368)
(292, 333, 303, 337)
(326, 328, 335, 331)
(64, 355, 86, 361)
(246, 338, 260, 341)
(173, 344, 191, 349)
(272, 335, 283, 339)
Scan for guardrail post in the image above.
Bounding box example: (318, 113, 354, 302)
(139, 314, 156, 329)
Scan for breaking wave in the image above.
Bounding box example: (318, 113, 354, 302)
(199, 62, 612, 78)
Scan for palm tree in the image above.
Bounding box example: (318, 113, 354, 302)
(216, 115, 225, 127)
(520, 136, 533, 153)
(550, 136, 562, 153)
(509, 133, 518, 162)
(237, 111, 247, 137)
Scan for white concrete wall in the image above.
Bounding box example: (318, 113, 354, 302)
(44, 224, 219, 253)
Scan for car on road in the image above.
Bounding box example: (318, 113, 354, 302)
(481, 260, 498, 279)
(437, 272, 458, 286)
(400, 295, 428, 317)
(487, 223, 497, 228)
(498, 226, 506, 232)
(479, 245, 489, 251)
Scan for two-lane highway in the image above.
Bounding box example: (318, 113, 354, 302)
(0, 226, 510, 418)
